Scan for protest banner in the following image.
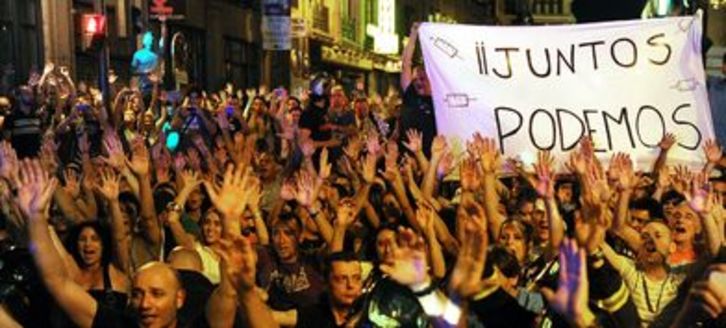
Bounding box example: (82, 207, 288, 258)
(418, 13, 714, 170)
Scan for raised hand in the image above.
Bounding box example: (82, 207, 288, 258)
(467, 133, 484, 160)
(379, 227, 430, 288)
(39, 137, 60, 173)
(216, 235, 258, 292)
(334, 198, 356, 229)
(566, 151, 588, 176)
(279, 179, 296, 201)
(246, 178, 263, 213)
(173, 153, 187, 172)
(430, 135, 448, 160)
(610, 153, 636, 191)
(478, 136, 500, 175)
(318, 148, 332, 180)
(436, 151, 455, 178)
(204, 165, 253, 220)
(42, 62, 55, 76)
(96, 169, 121, 201)
(213, 147, 229, 168)
(703, 139, 723, 164)
(0, 141, 19, 182)
(403, 129, 423, 154)
(415, 204, 437, 238)
(293, 171, 316, 208)
(15, 159, 58, 219)
(361, 153, 377, 184)
(102, 133, 126, 170)
(583, 161, 611, 207)
(541, 239, 594, 328)
(186, 147, 202, 171)
(62, 168, 81, 199)
(344, 135, 363, 160)
(672, 165, 693, 195)
(126, 138, 151, 176)
(460, 157, 481, 191)
(449, 212, 488, 298)
(179, 169, 202, 193)
(658, 133, 676, 151)
(685, 172, 711, 215)
(531, 151, 555, 198)
(578, 136, 595, 162)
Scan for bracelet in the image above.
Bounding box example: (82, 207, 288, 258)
(412, 280, 438, 297)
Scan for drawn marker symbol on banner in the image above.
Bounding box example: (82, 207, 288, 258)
(429, 37, 464, 60)
(677, 18, 695, 32)
(444, 93, 476, 108)
(670, 78, 699, 92)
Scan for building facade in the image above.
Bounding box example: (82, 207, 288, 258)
(5, 1, 718, 95)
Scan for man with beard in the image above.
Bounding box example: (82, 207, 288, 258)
(601, 221, 685, 327)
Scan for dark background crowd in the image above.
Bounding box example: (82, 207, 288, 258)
(0, 22, 724, 328)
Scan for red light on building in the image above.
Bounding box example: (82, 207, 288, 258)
(82, 14, 106, 36)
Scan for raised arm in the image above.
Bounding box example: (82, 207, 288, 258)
(531, 151, 564, 252)
(246, 181, 270, 246)
(20, 159, 98, 328)
(165, 170, 203, 250)
(652, 133, 675, 176)
(96, 168, 132, 274)
(403, 129, 430, 173)
(400, 23, 420, 90)
(203, 164, 254, 239)
(478, 135, 505, 241)
(416, 205, 446, 280)
(702, 139, 723, 177)
(685, 173, 723, 258)
(609, 153, 642, 251)
(126, 138, 162, 246)
(207, 235, 278, 328)
(330, 199, 356, 253)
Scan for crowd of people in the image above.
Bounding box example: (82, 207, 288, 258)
(0, 23, 724, 328)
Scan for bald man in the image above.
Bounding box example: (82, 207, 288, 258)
(167, 247, 216, 326)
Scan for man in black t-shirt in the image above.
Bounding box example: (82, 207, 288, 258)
(299, 73, 341, 153)
(296, 252, 363, 328)
(399, 23, 436, 157)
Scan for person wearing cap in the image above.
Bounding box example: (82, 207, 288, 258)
(299, 73, 341, 153)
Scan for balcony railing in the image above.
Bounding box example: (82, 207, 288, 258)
(531, 0, 564, 15)
(341, 17, 356, 42)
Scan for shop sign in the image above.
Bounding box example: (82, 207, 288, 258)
(262, 0, 292, 50)
(366, 0, 398, 54)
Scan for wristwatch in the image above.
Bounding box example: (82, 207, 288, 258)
(166, 201, 183, 213)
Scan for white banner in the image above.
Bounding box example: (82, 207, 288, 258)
(419, 14, 714, 170)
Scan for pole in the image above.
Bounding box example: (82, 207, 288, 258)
(95, 0, 111, 116)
